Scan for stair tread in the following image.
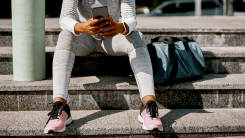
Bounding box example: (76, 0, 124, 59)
(2, 47, 245, 58)
(0, 74, 245, 91)
(1, 17, 245, 33)
(1, 109, 245, 136)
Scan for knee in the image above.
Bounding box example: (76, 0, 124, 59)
(56, 31, 77, 53)
(58, 30, 75, 41)
(126, 30, 147, 52)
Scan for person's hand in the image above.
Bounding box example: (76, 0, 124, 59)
(99, 15, 125, 38)
(74, 17, 110, 35)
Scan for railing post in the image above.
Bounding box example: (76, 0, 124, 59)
(195, 0, 202, 16)
(224, 0, 234, 16)
(12, 0, 46, 81)
(223, 0, 227, 16)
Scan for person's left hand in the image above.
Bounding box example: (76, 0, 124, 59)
(99, 15, 125, 38)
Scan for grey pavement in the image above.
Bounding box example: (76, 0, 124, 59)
(3, 47, 245, 75)
(2, 47, 245, 58)
(1, 74, 245, 91)
(1, 17, 245, 47)
(1, 109, 245, 136)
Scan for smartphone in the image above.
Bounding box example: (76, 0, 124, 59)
(92, 6, 110, 25)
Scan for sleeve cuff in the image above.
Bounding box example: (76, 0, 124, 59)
(123, 18, 137, 36)
(60, 17, 81, 36)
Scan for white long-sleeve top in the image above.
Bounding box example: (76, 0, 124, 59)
(59, 0, 136, 37)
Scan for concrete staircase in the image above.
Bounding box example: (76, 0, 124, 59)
(1, 16, 245, 137)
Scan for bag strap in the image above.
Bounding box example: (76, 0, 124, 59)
(171, 37, 190, 51)
(158, 36, 178, 83)
(151, 36, 190, 51)
(183, 37, 195, 42)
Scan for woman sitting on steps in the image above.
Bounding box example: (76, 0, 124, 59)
(44, 0, 163, 133)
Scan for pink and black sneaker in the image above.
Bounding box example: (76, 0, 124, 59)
(44, 101, 72, 133)
(138, 100, 163, 131)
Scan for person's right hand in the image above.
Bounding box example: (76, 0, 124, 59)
(74, 17, 110, 35)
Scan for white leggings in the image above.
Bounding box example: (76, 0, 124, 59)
(53, 30, 155, 100)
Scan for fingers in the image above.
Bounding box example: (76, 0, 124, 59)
(89, 29, 101, 35)
(94, 21, 110, 29)
(108, 15, 115, 24)
(100, 29, 115, 35)
(99, 25, 114, 32)
(91, 17, 104, 25)
(102, 33, 117, 38)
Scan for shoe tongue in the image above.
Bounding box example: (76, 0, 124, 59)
(54, 101, 63, 107)
(145, 100, 158, 118)
(145, 100, 155, 106)
(49, 101, 63, 119)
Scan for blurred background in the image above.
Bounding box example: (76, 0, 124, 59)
(0, 0, 245, 19)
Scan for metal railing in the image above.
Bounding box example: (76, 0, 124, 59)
(195, 0, 234, 16)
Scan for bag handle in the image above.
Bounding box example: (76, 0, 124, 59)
(151, 36, 190, 51)
(158, 36, 178, 83)
(171, 37, 190, 51)
(183, 37, 195, 42)
(159, 36, 175, 52)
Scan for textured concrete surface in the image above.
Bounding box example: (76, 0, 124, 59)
(14, 57, 245, 75)
(128, 90, 231, 109)
(65, 110, 131, 135)
(1, 90, 235, 111)
(1, 32, 245, 47)
(1, 74, 245, 91)
(3, 47, 245, 58)
(171, 74, 245, 90)
(0, 75, 148, 91)
(0, 57, 12, 75)
(0, 32, 12, 47)
(205, 59, 245, 74)
(202, 47, 245, 58)
(7, 111, 50, 136)
(0, 17, 245, 47)
(2, 47, 245, 75)
(4, 109, 245, 136)
(1, 74, 245, 110)
(6, 110, 130, 136)
(233, 91, 245, 108)
(233, 109, 245, 120)
(143, 33, 245, 47)
(129, 109, 245, 134)
(3, 134, 245, 138)
(155, 90, 231, 109)
(0, 91, 18, 111)
(67, 91, 130, 110)
(131, 134, 245, 138)
(19, 91, 53, 111)
(0, 112, 18, 136)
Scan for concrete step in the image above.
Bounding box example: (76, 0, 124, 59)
(0, 17, 245, 47)
(1, 47, 245, 75)
(1, 74, 245, 111)
(1, 109, 245, 137)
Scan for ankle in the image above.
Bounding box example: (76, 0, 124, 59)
(53, 97, 67, 107)
(142, 95, 156, 105)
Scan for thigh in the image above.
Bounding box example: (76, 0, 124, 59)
(56, 30, 96, 56)
(74, 33, 96, 56)
(101, 30, 147, 56)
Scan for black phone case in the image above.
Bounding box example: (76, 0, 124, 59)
(92, 6, 109, 21)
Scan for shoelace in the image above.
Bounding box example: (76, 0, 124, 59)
(45, 103, 64, 126)
(47, 103, 63, 119)
(146, 102, 159, 119)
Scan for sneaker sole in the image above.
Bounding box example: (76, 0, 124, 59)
(138, 114, 163, 131)
(44, 116, 73, 134)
